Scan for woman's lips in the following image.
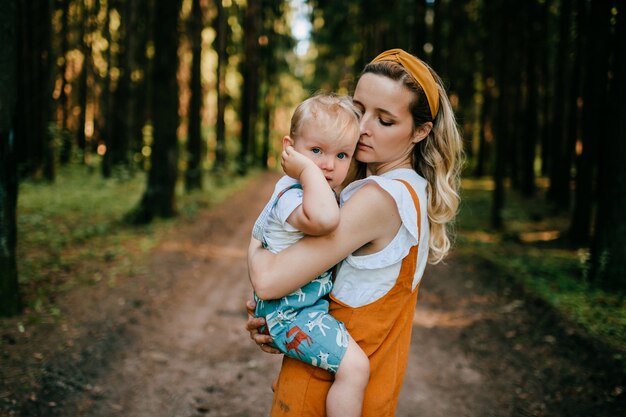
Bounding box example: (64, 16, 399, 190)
(357, 142, 372, 150)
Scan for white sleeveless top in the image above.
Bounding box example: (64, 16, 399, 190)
(332, 169, 429, 307)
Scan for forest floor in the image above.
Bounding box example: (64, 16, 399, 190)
(1, 171, 625, 417)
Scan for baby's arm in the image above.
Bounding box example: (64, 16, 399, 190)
(282, 145, 340, 236)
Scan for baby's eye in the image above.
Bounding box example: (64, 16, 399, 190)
(379, 118, 393, 127)
(337, 152, 348, 160)
(312, 148, 321, 154)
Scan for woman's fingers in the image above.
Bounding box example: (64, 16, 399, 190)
(261, 344, 281, 354)
(246, 300, 280, 354)
(246, 315, 265, 333)
(246, 299, 257, 317)
(248, 317, 280, 353)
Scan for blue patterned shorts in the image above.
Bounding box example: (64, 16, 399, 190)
(255, 272, 348, 373)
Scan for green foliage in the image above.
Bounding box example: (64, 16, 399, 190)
(15, 164, 254, 322)
(457, 179, 626, 358)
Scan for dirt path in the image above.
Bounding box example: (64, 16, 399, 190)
(7, 171, 625, 417)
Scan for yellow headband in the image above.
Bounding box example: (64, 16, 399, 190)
(371, 48, 440, 119)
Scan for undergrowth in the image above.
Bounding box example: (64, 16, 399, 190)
(456, 178, 626, 360)
(13, 164, 255, 324)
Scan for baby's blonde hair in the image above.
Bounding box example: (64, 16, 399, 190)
(290, 93, 361, 144)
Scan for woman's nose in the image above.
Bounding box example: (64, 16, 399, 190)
(359, 114, 371, 136)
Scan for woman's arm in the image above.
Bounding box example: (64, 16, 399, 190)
(250, 182, 402, 300)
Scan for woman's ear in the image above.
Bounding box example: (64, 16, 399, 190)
(282, 136, 295, 151)
(411, 122, 433, 144)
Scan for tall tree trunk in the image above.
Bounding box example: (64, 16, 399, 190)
(475, 0, 497, 178)
(258, 48, 271, 168)
(131, 0, 181, 223)
(411, 0, 427, 55)
(15, 0, 55, 181)
(509, 70, 523, 191)
(76, 0, 92, 163)
(58, 0, 72, 165)
(185, 0, 204, 191)
(261, 90, 271, 169)
(491, 0, 510, 230)
(107, 0, 130, 172)
(213, 0, 228, 173)
(0, 0, 20, 316)
(548, 0, 574, 208)
(521, 0, 538, 197)
(258, 2, 276, 170)
(564, 0, 585, 207)
(430, 0, 446, 73)
(569, 0, 611, 245)
(101, 3, 113, 177)
(590, 1, 625, 290)
(238, 0, 261, 175)
(475, 77, 493, 177)
(539, 0, 553, 177)
(132, 0, 151, 169)
(125, 0, 147, 169)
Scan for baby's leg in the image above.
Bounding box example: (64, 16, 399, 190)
(326, 335, 369, 417)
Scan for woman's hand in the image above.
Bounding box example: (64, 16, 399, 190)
(246, 299, 281, 354)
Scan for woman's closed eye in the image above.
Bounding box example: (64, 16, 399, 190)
(379, 118, 393, 127)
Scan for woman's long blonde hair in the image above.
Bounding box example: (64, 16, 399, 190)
(362, 60, 464, 264)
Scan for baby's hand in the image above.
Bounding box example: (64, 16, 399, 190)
(282, 146, 318, 180)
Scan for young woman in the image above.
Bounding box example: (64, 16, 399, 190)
(247, 48, 464, 416)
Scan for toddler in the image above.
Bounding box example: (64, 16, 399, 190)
(251, 94, 369, 417)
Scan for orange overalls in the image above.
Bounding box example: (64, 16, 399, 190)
(270, 180, 423, 417)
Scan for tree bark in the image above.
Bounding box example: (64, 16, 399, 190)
(15, 0, 55, 181)
(101, 2, 113, 177)
(590, 1, 626, 290)
(569, 0, 611, 245)
(0, 0, 20, 316)
(131, 0, 152, 169)
(563, 0, 585, 208)
(237, 0, 261, 175)
(131, 0, 181, 223)
(58, 0, 73, 165)
(548, 0, 574, 208)
(185, 0, 204, 191)
(491, 0, 510, 230)
(520, 0, 539, 197)
(412, 0, 427, 55)
(213, 0, 228, 173)
(125, 0, 148, 168)
(475, 78, 493, 178)
(76, 0, 92, 163)
(105, 0, 131, 173)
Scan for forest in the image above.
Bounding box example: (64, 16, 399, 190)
(0, 0, 625, 414)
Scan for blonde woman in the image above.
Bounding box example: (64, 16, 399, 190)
(247, 48, 464, 417)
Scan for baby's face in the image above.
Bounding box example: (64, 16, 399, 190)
(293, 126, 358, 190)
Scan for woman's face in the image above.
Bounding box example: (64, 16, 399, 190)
(352, 73, 420, 174)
